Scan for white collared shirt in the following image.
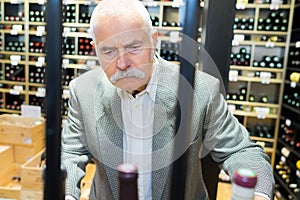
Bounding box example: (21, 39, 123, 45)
(117, 60, 158, 200)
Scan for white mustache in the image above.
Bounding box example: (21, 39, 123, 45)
(110, 68, 145, 83)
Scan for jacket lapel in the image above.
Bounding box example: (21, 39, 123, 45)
(95, 77, 123, 200)
(94, 57, 180, 200)
(152, 59, 179, 199)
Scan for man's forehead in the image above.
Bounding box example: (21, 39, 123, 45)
(96, 29, 150, 47)
(99, 40, 143, 50)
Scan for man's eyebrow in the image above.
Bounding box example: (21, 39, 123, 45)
(99, 40, 144, 52)
(124, 40, 143, 47)
(99, 46, 116, 52)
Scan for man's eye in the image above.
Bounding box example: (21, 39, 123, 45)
(103, 49, 117, 57)
(128, 45, 141, 54)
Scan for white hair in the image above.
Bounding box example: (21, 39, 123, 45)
(89, 0, 154, 41)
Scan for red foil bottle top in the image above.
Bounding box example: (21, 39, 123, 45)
(118, 163, 138, 173)
(233, 168, 257, 188)
(118, 163, 138, 181)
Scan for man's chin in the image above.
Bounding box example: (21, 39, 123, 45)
(114, 80, 139, 92)
(113, 79, 145, 93)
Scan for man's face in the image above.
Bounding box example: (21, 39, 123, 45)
(93, 16, 158, 93)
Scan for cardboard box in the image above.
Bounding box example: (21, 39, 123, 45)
(0, 145, 14, 175)
(0, 164, 21, 200)
(0, 114, 45, 147)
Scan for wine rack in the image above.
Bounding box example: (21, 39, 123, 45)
(0, 0, 197, 119)
(227, 0, 296, 168)
(274, 0, 300, 199)
(137, 0, 185, 63)
(0, 0, 47, 115)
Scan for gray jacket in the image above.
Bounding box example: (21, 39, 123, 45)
(61, 56, 274, 200)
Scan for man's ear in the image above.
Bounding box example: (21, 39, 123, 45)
(152, 31, 158, 48)
(152, 31, 158, 56)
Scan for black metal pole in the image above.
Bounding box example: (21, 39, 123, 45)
(44, 0, 64, 199)
(170, 0, 200, 199)
(201, 0, 236, 93)
(199, 1, 235, 199)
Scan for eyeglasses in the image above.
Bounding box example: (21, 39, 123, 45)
(98, 41, 145, 61)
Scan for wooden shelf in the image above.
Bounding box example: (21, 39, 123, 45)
(62, 0, 100, 4)
(0, 109, 20, 114)
(235, 40, 286, 47)
(251, 136, 274, 143)
(63, 31, 91, 38)
(239, 3, 291, 9)
(234, 30, 288, 36)
(231, 76, 283, 84)
(230, 65, 284, 73)
(232, 110, 278, 119)
(63, 55, 98, 60)
(227, 100, 279, 108)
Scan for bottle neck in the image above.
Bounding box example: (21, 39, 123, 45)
(118, 163, 139, 200)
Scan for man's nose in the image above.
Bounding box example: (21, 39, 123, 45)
(116, 50, 130, 70)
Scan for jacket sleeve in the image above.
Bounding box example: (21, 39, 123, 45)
(201, 75, 274, 198)
(61, 79, 91, 199)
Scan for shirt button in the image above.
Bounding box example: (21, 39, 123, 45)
(134, 104, 140, 109)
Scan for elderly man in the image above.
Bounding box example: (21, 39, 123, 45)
(61, 0, 274, 199)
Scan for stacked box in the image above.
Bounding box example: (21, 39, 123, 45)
(20, 149, 45, 200)
(20, 149, 96, 200)
(0, 164, 21, 200)
(0, 114, 45, 163)
(0, 145, 14, 174)
(0, 145, 21, 199)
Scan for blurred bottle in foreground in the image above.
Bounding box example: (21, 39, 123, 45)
(118, 163, 139, 200)
(231, 168, 258, 200)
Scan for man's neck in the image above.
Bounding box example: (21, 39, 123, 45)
(131, 90, 140, 98)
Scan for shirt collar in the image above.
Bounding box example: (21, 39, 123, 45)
(117, 57, 158, 102)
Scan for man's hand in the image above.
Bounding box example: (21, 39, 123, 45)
(254, 195, 269, 200)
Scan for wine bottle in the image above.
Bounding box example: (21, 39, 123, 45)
(226, 93, 231, 100)
(262, 125, 272, 138)
(231, 93, 238, 101)
(255, 124, 265, 138)
(253, 60, 259, 67)
(240, 87, 247, 95)
(249, 95, 255, 102)
(237, 95, 244, 101)
(259, 61, 266, 68)
(118, 163, 139, 200)
(261, 96, 268, 103)
(150, 16, 159, 26)
(78, 37, 93, 55)
(231, 168, 257, 200)
(162, 21, 169, 26)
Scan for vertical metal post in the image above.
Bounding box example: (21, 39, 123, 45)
(44, 0, 64, 199)
(170, 0, 200, 199)
(201, 0, 236, 92)
(200, 1, 235, 199)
